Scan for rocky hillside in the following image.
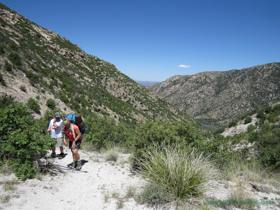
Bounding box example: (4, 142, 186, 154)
(148, 62, 280, 125)
(0, 3, 193, 123)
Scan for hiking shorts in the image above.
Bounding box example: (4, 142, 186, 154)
(53, 137, 64, 148)
(69, 140, 82, 150)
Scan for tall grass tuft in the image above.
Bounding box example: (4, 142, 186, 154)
(136, 143, 219, 200)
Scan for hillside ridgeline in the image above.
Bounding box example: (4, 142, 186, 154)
(148, 63, 280, 125)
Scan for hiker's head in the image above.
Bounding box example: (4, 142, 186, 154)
(54, 112, 60, 119)
(63, 118, 71, 127)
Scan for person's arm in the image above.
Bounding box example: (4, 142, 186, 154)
(53, 118, 62, 129)
(63, 133, 68, 146)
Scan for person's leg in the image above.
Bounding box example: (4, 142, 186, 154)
(69, 141, 77, 168)
(51, 138, 58, 157)
(73, 149, 80, 160)
(74, 149, 82, 170)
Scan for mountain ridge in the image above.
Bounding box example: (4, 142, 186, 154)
(148, 62, 280, 125)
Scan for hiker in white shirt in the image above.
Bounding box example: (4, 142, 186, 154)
(47, 112, 64, 158)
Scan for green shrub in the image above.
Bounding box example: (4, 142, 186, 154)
(25, 70, 39, 85)
(0, 73, 6, 86)
(137, 184, 172, 208)
(215, 127, 225, 134)
(4, 61, 12, 71)
(132, 120, 202, 165)
(247, 124, 255, 133)
(268, 113, 278, 123)
(8, 52, 21, 66)
(244, 116, 252, 124)
(136, 143, 218, 199)
(58, 92, 69, 103)
(46, 99, 56, 109)
(257, 111, 266, 119)
(0, 43, 4, 54)
(229, 120, 238, 127)
(20, 85, 26, 92)
(0, 97, 55, 180)
(9, 42, 18, 51)
(27, 98, 40, 113)
(273, 104, 280, 113)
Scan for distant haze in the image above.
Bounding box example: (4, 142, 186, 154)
(136, 81, 160, 87)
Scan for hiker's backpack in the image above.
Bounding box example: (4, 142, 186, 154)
(65, 113, 86, 135)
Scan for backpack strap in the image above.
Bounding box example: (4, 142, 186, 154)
(70, 124, 76, 140)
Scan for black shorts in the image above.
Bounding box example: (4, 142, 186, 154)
(69, 140, 82, 150)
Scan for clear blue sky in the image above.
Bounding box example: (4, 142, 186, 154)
(1, 0, 280, 82)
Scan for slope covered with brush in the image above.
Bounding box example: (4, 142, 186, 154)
(0, 3, 192, 124)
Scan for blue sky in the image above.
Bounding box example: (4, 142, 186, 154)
(1, 0, 280, 82)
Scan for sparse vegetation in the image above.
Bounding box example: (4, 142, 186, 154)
(137, 184, 172, 208)
(20, 85, 26, 92)
(0, 72, 6, 86)
(104, 147, 119, 162)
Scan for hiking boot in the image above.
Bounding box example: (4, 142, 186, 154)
(58, 153, 65, 159)
(69, 160, 77, 169)
(76, 160, 82, 170)
(51, 152, 56, 158)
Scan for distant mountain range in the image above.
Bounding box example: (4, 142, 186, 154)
(148, 62, 280, 125)
(136, 81, 159, 87)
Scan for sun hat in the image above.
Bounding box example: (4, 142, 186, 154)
(54, 112, 60, 117)
(63, 118, 71, 126)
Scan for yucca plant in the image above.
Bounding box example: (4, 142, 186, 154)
(136, 143, 219, 200)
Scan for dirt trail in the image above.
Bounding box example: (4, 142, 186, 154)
(0, 149, 149, 210)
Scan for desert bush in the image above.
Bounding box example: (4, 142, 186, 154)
(27, 97, 40, 113)
(136, 143, 218, 200)
(215, 127, 225, 134)
(8, 52, 21, 66)
(46, 98, 56, 109)
(0, 43, 4, 54)
(84, 114, 133, 150)
(4, 61, 12, 71)
(268, 113, 278, 123)
(244, 116, 252, 124)
(0, 97, 55, 180)
(9, 42, 18, 51)
(20, 85, 26, 92)
(229, 120, 238, 127)
(104, 147, 119, 162)
(247, 124, 255, 133)
(132, 120, 202, 167)
(0, 73, 6, 86)
(137, 184, 172, 208)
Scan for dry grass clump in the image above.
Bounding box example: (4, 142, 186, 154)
(229, 186, 259, 209)
(223, 158, 280, 191)
(126, 185, 136, 198)
(0, 159, 13, 175)
(0, 195, 10, 203)
(104, 147, 120, 162)
(136, 144, 219, 201)
(81, 141, 95, 151)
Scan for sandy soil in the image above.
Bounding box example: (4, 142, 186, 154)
(1, 147, 280, 210)
(0, 148, 150, 210)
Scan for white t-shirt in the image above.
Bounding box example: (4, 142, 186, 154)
(49, 118, 63, 138)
